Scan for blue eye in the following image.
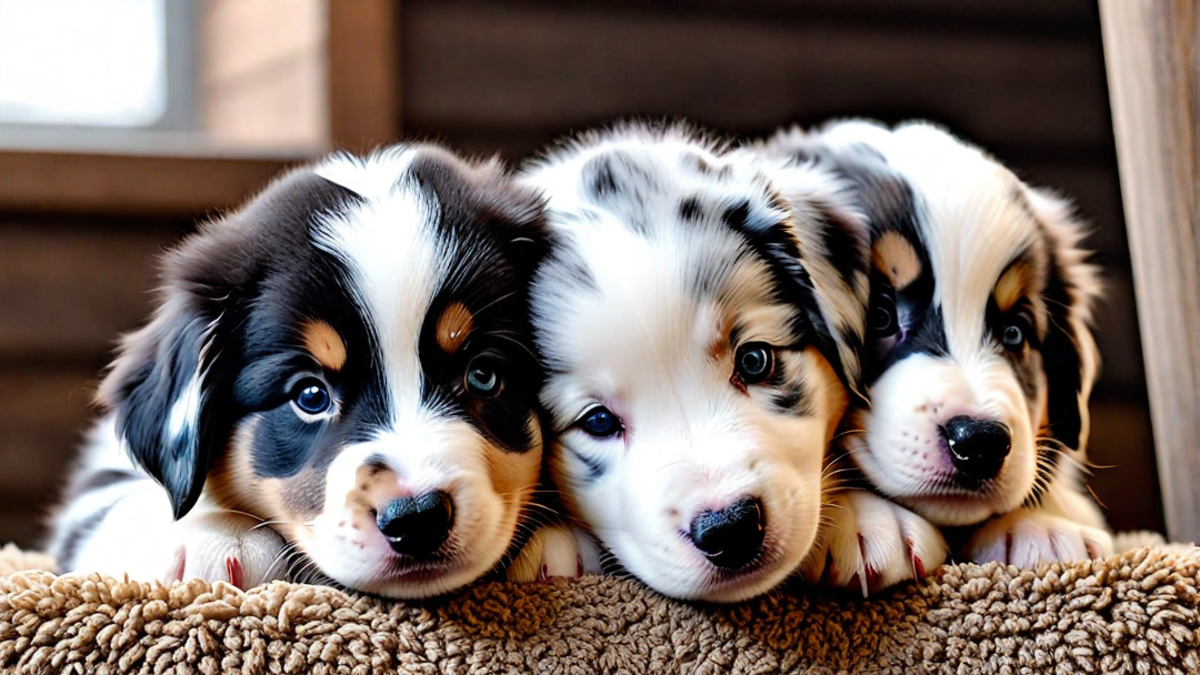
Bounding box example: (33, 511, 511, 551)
(580, 407, 621, 438)
(735, 343, 776, 384)
(293, 380, 332, 416)
(1001, 323, 1025, 349)
(465, 358, 502, 397)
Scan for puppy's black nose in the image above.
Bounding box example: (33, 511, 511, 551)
(376, 491, 454, 558)
(687, 497, 765, 569)
(942, 415, 1011, 484)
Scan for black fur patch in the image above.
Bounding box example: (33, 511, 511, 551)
(722, 200, 751, 230)
(588, 157, 620, 198)
(678, 196, 704, 222)
(1040, 253, 1085, 451)
(772, 386, 815, 416)
(811, 198, 870, 290)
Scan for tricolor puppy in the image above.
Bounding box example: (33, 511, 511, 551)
(513, 125, 870, 602)
(759, 120, 1110, 592)
(47, 145, 552, 598)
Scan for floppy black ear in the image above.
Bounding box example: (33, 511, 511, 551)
(761, 161, 873, 401)
(98, 232, 244, 520)
(1028, 188, 1101, 453)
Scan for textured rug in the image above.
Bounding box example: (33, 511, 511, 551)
(1, 542, 1197, 675)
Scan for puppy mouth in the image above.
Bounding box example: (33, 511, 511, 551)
(379, 557, 456, 583)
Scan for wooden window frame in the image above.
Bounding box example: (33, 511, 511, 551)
(0, 0, 398, 216)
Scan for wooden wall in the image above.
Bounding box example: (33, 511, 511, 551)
(0, 0, 1163, 549)
(0, 216, 191, 546)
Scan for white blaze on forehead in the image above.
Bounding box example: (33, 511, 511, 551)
(878, 124, 1041, 358)
(314, 146, 420, 201)
(313, 152, 452, 422)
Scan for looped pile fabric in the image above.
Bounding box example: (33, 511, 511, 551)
(0, 543, 1197, 674)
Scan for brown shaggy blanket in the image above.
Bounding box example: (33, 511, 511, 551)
(1, 541, 1197, 675)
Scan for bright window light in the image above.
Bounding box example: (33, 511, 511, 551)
(0, 0, 166, 127)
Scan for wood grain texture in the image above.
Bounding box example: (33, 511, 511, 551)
(328, 0, 401, 151)
(0, 368, 99, 505)
(401, 2, 1111, 154)
(0, 225, 183, 361)
(0, 152, 290, 215)
(1100, 0, 1200, 542)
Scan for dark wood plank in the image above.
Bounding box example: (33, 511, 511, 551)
(1086, 398, 1163, 534)
(454, 0, 1098, 33)
(0, 502, 53, 550)
(0, 152, 292, 216)
(0, 224, 182, 361)
(328, 0, 401, 151)
(0, 367, 98, 512)
(401, 2, 1112, 157)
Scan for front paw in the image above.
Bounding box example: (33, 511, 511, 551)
(507, 525, 602, 582)
(166, 512, 290, 589)
(963, 509, 1114, 567)
(802, 490, 948, 597)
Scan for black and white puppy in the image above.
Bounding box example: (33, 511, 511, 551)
(511, 124, 870, 602)
(46, 145, 552, 598)
(758, 120, 1110, 592)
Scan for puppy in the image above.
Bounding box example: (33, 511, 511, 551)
(511, 124, 870, 601)
(758, 120, 1110, 593)
(46, 145, 552, 598)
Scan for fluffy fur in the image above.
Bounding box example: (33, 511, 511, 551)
(512, 123, 871, 602)
(46, 145, 553, 599)
(753, 120, 1111, 594)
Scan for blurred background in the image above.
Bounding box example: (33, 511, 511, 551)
(0, 0, 1162, 548)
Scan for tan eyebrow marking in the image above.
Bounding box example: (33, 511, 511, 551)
(994, 263, 1032, 313)
(302, 320, 347, 371)
(707, 314, 734, 363)
(872, 231, 922, 290)
(436, 301, 474, 354)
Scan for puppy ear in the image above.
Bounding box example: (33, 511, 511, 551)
(1027, 188, 1101, 453)
(765, 162, 872, 400)
(98, 234, 241, 519)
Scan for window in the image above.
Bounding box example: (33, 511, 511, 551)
(0, 0, 192, 131)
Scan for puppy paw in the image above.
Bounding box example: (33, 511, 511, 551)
(507, 525, 602, 582)
(963, 509, 1114, 567)
(73, 488, 290, 589)
(159, 512, 290, 589)
(802, 490, 948, 597)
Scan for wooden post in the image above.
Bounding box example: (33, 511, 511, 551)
(1099, 0, 1200, 543)
(327, 0, 401, 152)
